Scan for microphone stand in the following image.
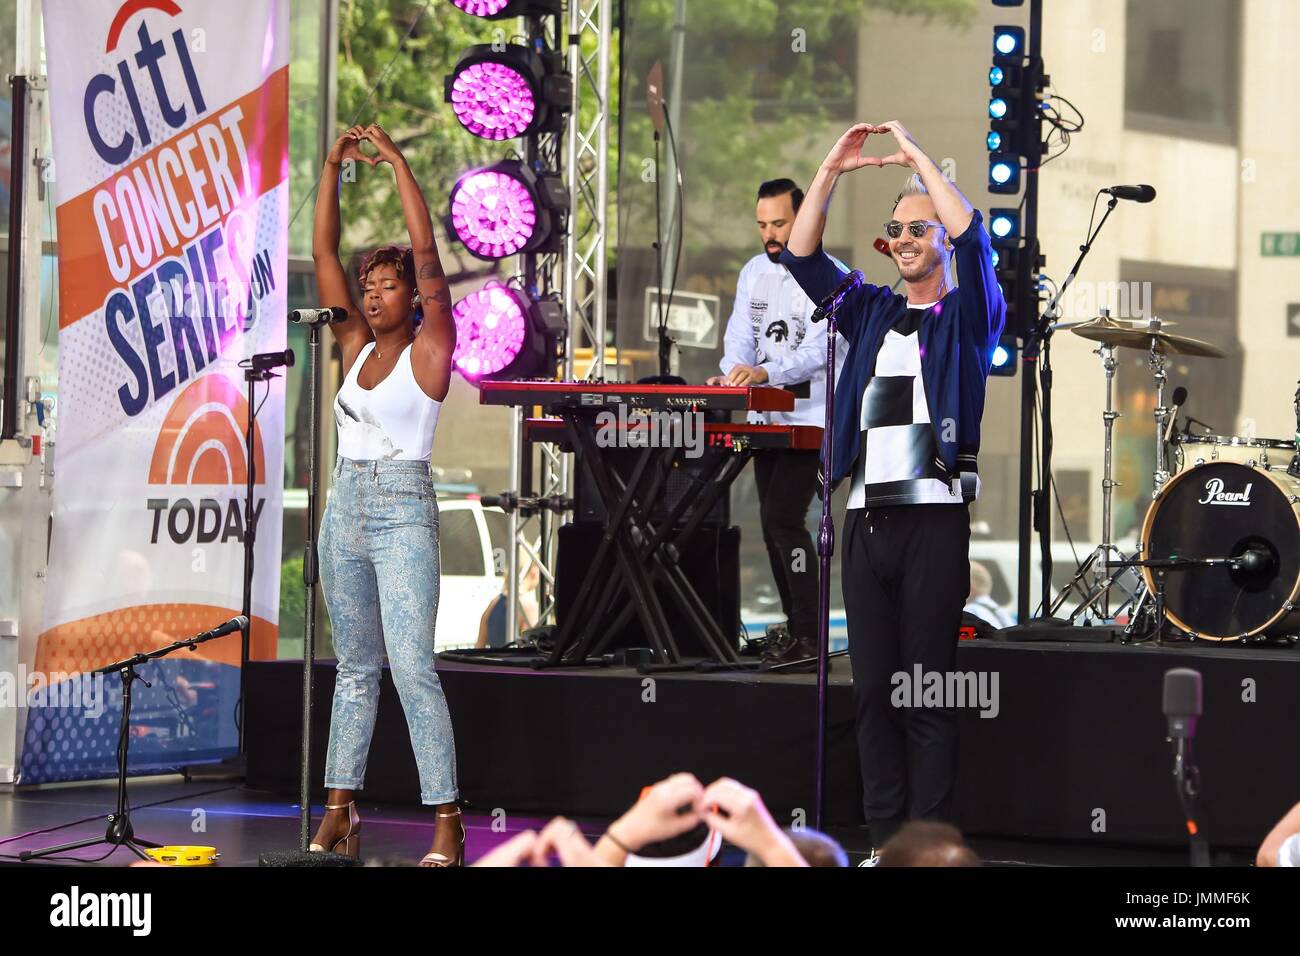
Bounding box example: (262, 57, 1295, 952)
(812, 283, 852, 831)
(1172, 735, 1210, 867)
(298, 319, 326, 850)
(238, 364, 280, 757)
(1025, 194, 1119, 616)
(18, 625, 241, 863)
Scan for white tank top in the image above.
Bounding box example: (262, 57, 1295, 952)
(333, 342, 441, 461)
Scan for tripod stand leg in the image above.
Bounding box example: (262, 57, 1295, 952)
(18, 834, 110, 861)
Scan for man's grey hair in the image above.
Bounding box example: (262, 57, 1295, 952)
(892, 173, 928, 211)
(892, 172, 957, 213)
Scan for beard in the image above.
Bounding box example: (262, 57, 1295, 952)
(894, 246, 934, 280)
(764, 240, 785, 263)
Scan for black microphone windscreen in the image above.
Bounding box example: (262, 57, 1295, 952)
(1162, 668, 1202, 719)
(1172, 386, 1188, 405)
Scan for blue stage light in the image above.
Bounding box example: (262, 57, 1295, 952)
(989, 97, 1008, 119)
(994, 27, 1023, 57)
(989, 66, 1005, 86)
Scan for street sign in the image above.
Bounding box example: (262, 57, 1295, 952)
(1261, 233, 1300, 257)
(642, 288, 720, 349)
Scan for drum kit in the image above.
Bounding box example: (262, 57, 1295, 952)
(1049, 310, 1300, 646)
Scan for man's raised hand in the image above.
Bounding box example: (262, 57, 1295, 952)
(862, 120, 925, 170)
(821, 123, 889, 175)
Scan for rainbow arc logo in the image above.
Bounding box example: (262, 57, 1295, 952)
(149, 375, 265, 485)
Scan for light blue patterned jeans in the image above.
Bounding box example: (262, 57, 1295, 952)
(319, 457, 458, 805)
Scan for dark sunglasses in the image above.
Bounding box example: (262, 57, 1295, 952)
(883, 219, 945, 239)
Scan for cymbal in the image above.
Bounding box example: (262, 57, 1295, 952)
(1051, 315, 1178, 332)
(1069, 316, 1226, 358)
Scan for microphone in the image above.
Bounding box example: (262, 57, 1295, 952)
(1233, 548, 1274, 575)
(290, 306, 349, 325)
(1165, 386, 1187, 442)
(1102, 184, 1157, 203)
(193, 615, 250, 642)
(811, 269, 865, 323)
(873, 237, 892, 259)
(251, 349, 296, 372)
(1163, 667, 1201, 742)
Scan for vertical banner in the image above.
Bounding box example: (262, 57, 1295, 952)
(23, 0, 289, 782)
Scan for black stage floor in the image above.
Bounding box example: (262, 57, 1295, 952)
(239, 636, 1298, 855)
(0, 778, 1249, 867)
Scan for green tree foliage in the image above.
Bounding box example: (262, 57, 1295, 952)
(332, 0, 505, 251)
(309, 0, 974, 278)
(619, 0, 977, 273)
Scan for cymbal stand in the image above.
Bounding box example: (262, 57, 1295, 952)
(1052, 338, 1139, 621)
(1149, 324, 1173, 492)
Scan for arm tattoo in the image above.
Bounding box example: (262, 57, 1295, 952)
(423, 287, 451, 310)
(418, 259, 444, 280)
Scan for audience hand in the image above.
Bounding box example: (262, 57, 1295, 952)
(698, 777, 807, 867)
(471, 829, 539, 867)
(529, 817, 611, 868)
(599, 772, 705, 864)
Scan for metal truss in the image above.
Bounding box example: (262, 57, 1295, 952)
(503, 0, 612, 643)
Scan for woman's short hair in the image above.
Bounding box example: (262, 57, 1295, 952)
(358, 244, 416, 286)
(357, 244, 422, 324)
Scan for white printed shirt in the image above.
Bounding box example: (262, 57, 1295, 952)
(720, 253, 847, 428)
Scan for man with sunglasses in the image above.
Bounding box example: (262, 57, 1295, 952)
(780, 121, 1006, 856)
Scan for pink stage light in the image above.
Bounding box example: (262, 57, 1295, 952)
(449, 168, 538, 260)
(450, 0, 512, 16)
(451, 283, 529, 379)
(449, 61, 537, 141)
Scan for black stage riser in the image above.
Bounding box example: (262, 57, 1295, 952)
(245, 641, 1300, 848)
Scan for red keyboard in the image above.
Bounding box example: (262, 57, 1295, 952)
(479, 380, 795, 412)
(524, 418, 823, 451)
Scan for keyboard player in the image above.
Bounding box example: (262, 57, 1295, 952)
(707, 178, 845, 671)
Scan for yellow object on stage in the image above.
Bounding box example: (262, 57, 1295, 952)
(144, 846, 221, 867)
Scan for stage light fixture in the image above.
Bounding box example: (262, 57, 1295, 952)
(989, 65, 1005, 86)
(989, 97, 1009, 120)
(987, 130, 1003, 152)
(988, 154, 1020, 193)
(989, 207, 1020, 247)
(447, 159, 569, 261)
(452, 283, 567, 383)
(994, 26, 1024, 57)
(449, 0, 560, 19)
(990, 334, 1019, 377)
(444, 43, 571, 141)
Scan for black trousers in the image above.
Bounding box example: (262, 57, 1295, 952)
(752, 449, 820, 643)
(841, 503, 970, 844)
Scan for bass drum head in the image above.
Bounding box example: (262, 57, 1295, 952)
(1142, 462, 1300, 640)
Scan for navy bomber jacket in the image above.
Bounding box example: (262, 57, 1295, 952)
(779, 209, 1007, 485)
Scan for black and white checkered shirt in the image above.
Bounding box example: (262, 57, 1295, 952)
(847, 305, 980, 509)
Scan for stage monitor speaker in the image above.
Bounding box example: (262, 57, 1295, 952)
(573, 446, 731, 528)
(556, 522, 740, 657)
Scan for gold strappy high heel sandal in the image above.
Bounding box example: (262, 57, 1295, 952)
(309, 800, 362, 857)
(419, 807, 465, 867)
